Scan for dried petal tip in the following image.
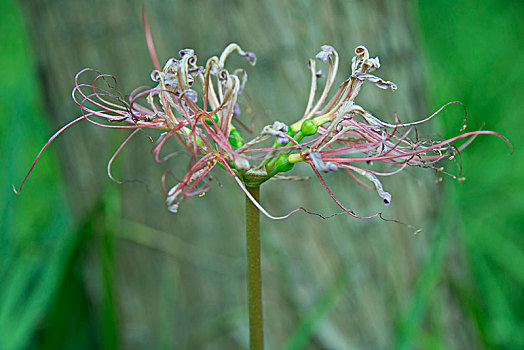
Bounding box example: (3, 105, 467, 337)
(306, 60, 324, 78)
(380, 188, 392, 206)
(310, 152, 338, 173)
(242, 51, 257, 65)
(315, 45, 335, 63)
(167, 203, 179, 213)
(179, 48, 195, 58)
(353, 168, 392, 206)
(352, 72, 397, 90)
(276, 123, 290, 144)
(233, 103, 240, 117)
(324, 162, 338, 172)
(166, 187, 181, 213)
(276, 137, 289, 145)
(262, 121, 290, 145)
(184, 89, 198, 103)
(219, 43, 256, 68)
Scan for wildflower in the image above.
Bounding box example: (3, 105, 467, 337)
(16, 39, 511, 222)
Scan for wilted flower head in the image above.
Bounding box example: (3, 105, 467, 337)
(16, 36, 511, 222)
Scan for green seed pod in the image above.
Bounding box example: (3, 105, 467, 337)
(228, 129, 244, 148)
(266, 155, 294, 177)
(300, 119, 318, 136)
(205, 114, 219, 125)
(184, 133, 204, 148)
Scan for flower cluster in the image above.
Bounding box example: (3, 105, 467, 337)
(16, 42, 511, 221)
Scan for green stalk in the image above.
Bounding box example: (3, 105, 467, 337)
(245, 186, 264, 350)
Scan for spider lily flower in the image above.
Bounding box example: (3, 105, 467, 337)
(16, 41, 511, 222)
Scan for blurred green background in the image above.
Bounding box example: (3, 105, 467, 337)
(1, 0, 522, 349)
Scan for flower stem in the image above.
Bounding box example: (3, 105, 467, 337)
(245, 186, 264, 350)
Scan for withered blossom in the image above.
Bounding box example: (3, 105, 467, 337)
(16, 42, 511, 221)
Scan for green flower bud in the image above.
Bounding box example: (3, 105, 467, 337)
(300, 119, 318, 136)
(228, 129, 244, 148)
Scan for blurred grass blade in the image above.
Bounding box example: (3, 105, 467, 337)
(464, 226, 524, 286)
(0, 0, 74, 348)
(283, 276, 346, 350)
(396, 185, 456, 350)
(471, 251, 524, 348)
